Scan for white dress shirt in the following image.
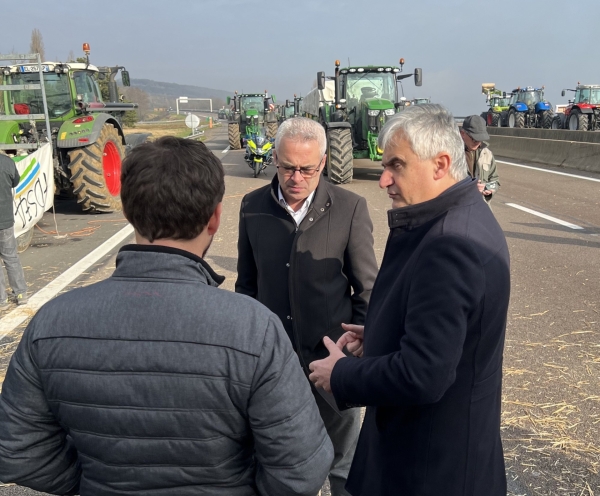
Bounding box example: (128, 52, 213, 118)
(278, 186, 315, 227)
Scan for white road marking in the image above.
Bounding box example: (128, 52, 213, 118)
(222, 146, 230, 154)
(506, 203, 584, 230)
(0, 224, 135, 340)
(497, 160, 600, 183)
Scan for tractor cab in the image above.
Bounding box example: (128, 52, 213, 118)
(411, 98, 430, 105)
(574, 85, 600, 106)
(489, 95, 510, 110)
(2, 63, 102, 123)
(338, 67, 400, 150)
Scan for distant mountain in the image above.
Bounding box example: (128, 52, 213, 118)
(130, 79, 231, 100)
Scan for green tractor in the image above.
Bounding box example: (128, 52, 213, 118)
(302, 59, 422, 184)
(280, 95, 302, 123)
(226, 91, 278, 150)
(481, 83, 510, 127)
(0, 44, 148, 214)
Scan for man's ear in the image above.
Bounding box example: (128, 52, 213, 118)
(433, 151, 452, 180)
(207, 202, 223, 236)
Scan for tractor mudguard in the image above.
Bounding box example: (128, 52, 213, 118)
(535, 102, 552, 112)
(513, 103, 528, 112)
(0, 121, 20, 146)
(578, 107, 594, 114)
(326, 121, 352, 130)
(56, 113, 125, 149)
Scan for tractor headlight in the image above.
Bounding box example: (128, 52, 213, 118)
(368, 109, 380, 116)
(384, 108, 395, 116)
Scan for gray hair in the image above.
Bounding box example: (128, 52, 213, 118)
(378, 104, 468, 181)
(274, 117, 327, 156)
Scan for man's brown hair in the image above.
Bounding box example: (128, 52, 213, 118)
(121, 137, 225, 242)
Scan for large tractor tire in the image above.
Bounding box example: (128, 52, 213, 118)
(266, 122, 278, 139)
(490, 113, 500, 127)
(551, 115, 565, 129)
(568, 109, 588, 131)
(228, 123, 241, 149)
(326, 128, 353, 184)
(68, 123, 125, 213)
(508, 110, 525, 128)
(17, 228, 34, 253)
(541, 110, 554, 129)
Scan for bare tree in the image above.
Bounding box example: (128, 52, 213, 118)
(67, 50, 75, 62)
(30, 29, 45, 60)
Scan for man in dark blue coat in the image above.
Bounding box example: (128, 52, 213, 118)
(309, 104, 511, 496)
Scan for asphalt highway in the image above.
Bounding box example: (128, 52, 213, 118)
(1, 125, 598, 495)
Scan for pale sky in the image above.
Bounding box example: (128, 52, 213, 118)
(2, 0, 598, 115)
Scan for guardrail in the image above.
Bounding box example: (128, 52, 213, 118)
(486, 128, 600, 173)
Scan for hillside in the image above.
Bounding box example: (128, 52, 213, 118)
(130, 79, 231, 101)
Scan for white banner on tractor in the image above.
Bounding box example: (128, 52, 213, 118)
(13, 143, 54, 238)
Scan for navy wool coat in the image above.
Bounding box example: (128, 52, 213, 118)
(331, 178, 511, 496)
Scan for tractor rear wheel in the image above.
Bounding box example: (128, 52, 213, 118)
(490, 113, 500, 127)
(228, 123, 241, 149)
(68, 123, 124, 213)
(541, 110, 554, 129)
(508, 110, 524, 128)
(266, 122, 278, 139)
(326, 128, 353, 184)
(551, 115, 564, 129)
(569, 109, 588, 131)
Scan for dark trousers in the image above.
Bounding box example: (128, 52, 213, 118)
(313, 391, 361, 496)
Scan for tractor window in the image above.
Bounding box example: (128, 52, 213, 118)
(8, 72, 72, 117)
(240, 96, 264, 111)
(73, 71, 103, 104)
(344, 72, 396, 112)
(520, 91, 542, 106)
(577, 88, 600, 104)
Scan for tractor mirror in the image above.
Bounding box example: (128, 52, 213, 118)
(317, 71, 326, 91)
(97, 72, 106, 81)
(286, 99, 290, 107)
(272, 94, 276, 103)
(264, 100, 270, 111)
(561, 90, 565, 97)
(414, 68, 423, 87)
(503, 92, 506, 98)
(227, 96, 231, 105)
(121, 70, 131, 87)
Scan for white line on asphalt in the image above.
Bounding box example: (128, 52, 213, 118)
(0, 224, 135, 341)
(506, 203, 584, 230)
(497, 160, 600, 183)
(222, 146, 230, 154)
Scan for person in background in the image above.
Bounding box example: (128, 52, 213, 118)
(460, 114, 500, 203)
(0, 153, 28, 308)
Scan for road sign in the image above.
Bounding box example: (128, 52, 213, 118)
(185, 113, 201, 129)
(179, 96, 189, 104)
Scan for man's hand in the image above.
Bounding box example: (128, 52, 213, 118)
(309, 337, 346, 393)
(478, 180, 494, 196)
(337, 323, 364, 357)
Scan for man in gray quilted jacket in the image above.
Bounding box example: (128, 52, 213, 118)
(0, 137, 333, 496)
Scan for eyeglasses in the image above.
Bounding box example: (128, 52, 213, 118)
(276, 154, 325, 178)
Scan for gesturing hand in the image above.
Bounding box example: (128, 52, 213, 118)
(308, 337, 346, 393)
(336, 323, 364, 357)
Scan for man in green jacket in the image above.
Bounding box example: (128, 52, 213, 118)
(460, 115, 500, 204)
